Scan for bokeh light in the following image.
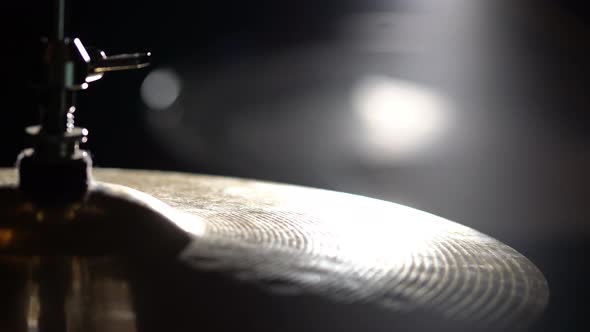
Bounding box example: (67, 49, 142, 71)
(352, 75, 450, 162)
(140, 68, 182, 111)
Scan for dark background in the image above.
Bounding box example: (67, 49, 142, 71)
(0, 0, 588, 330)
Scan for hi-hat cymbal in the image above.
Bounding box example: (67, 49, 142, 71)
(0, 168, 548, 331)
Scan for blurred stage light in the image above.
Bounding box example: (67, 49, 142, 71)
(352, 75, 450, 163)
(141, 68, 182, 111)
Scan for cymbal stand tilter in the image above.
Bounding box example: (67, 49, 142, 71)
(0, 1, 190, 331)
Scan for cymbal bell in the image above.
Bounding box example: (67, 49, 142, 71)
(0, 168, 548, 331)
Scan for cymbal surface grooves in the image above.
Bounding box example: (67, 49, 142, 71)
(0, 168, 548, 328)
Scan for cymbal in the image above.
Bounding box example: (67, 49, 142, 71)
(0, 168, 548, 331)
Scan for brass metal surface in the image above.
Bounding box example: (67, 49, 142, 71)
(0, 168, 548, 331)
